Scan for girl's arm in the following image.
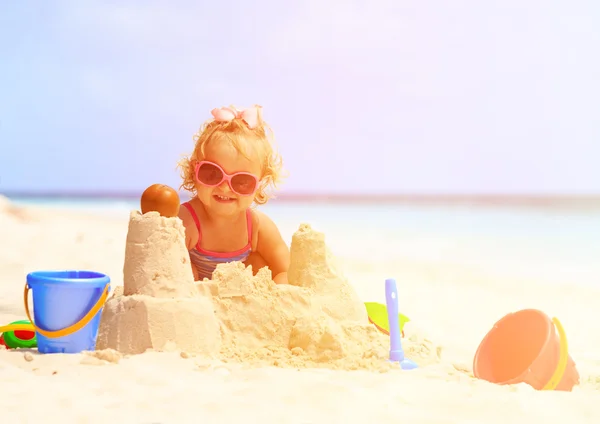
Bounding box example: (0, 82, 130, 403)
(254, 210, 290, 284)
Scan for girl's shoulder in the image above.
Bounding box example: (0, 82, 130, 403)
(249, 208, 262, 251)
(178, 202, 200, 250)
(249, 208, 266, 230)
(249, 208, 281, 249)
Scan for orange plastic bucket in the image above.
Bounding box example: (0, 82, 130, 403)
(473, 309, 579, 391)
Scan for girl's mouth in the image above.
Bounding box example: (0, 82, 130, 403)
(213, 194, 236, 203)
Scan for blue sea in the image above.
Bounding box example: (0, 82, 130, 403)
(8, 197, 600, 288)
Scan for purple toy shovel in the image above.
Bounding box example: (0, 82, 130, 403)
(385, 278, 418, 370)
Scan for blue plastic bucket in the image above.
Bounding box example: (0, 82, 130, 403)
(25, 270, 111, 354)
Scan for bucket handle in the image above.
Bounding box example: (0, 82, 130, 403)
(542, 317, 569, 391)
(23, 283, 110, 339)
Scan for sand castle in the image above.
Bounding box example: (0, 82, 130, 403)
(96, 211, 221, 355)
(97, 211, 440, 369)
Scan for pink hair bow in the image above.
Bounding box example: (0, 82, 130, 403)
(210, 106, 261, 129)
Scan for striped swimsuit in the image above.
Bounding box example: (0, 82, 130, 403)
(183, 202, 252, 280)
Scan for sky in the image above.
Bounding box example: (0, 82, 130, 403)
(1, 0, 599, 195)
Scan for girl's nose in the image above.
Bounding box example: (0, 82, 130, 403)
(217, 179, 232, 192)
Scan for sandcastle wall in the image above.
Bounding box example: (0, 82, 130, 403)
(98, 212, 440, 370)
(97, 211, 221, 355)
(196, 223, 440, 369)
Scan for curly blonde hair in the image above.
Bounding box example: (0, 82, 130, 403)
(177, 105, 285, 205)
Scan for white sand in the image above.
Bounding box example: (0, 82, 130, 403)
(1, 197, 600, 423)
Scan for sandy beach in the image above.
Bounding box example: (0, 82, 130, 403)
(1, 197, 600, 423)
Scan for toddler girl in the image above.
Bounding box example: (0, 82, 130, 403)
(177, 105, 289, 284)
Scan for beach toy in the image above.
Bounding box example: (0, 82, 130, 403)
(385, 278, 418, 370)
(0, 321, 37, 335)
(141, 184, 180, 217)
(473, 309, 580, 391)
(0, 319, 37, 349)
(364, 302, 409, 338)
(23, 270, 111, 354)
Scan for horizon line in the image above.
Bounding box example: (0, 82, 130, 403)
(2, 190, 600, 209)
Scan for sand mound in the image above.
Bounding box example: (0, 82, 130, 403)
(98, 214, 441, 371)
(0, 195, 33, 222)
(97, 211, 221, 355)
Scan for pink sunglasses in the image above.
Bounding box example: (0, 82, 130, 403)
(194, 161, 259, 196)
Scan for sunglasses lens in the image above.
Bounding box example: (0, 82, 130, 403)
(231, 174, 257, 195)
(197, 163, 223, 185)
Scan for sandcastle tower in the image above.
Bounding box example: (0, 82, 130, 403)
(288, 223, 368, 323)
(96, 211, 221, 355)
